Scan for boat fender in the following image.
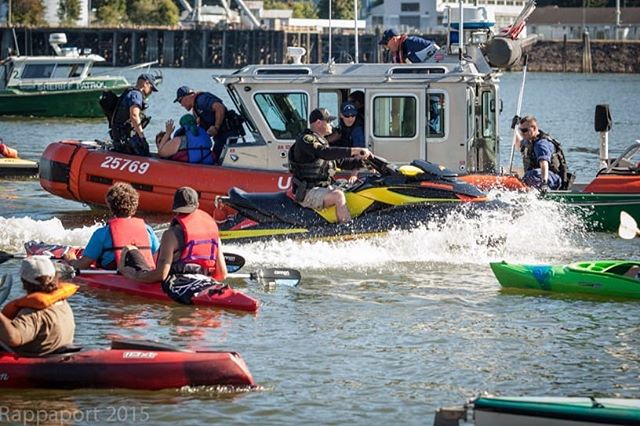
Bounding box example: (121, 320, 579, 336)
(2, 283, 78, 319)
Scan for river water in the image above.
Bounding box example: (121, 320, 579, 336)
(0, 69, 639, 425)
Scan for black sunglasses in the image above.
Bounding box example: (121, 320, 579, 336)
(519, 127, 530, 133)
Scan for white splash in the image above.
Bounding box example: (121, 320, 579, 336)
(0, 216, 101, 253)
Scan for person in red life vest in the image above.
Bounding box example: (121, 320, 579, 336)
(118, 187, 228, 303)
(0, 139, 18, 158)
(155, 114, 214, 165)
(0, 256, 76, 356)
(379, 28, 440, 64)
(63, 182, 160, 270)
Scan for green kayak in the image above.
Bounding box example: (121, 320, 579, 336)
(490, 260, 640, 299)
(473, 396, 640, 425)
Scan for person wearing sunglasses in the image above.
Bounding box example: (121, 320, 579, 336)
(514, 115, 570, 193)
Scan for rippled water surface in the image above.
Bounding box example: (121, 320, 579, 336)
(1, 69, 639, 425)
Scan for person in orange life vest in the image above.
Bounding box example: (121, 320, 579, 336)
(0, 256, 76, 356)
(155, 114, 214, 165)
(118, 186, 227, 283)
(63, 182, 159, 270)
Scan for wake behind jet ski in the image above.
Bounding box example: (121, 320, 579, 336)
(215, 156, 496, 243)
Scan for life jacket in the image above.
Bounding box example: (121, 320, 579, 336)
(106, 217, 156, 269)
(288, 130, 334, 201)
(522, 130, 570, 189)
(174, 127, 214, 165)
(110, 88, 148, 142)
(172, 209, 222, 281)
(394, 34, 409, 63)
(2, 283, 78, 320)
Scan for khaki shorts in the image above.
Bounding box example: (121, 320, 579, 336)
(300, 186, 332, 210)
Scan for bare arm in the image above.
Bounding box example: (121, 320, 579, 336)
(129, 105, 144, 138)
(539, 159, 550, 183)
(64, 252, 95, 270)
(207, 103, 226, 136)
(119, 231, 177, 283)
(215, 238, 228, 281)
(0, 313, 22, 347)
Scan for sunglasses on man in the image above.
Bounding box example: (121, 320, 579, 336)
(519, 127, 530, 133)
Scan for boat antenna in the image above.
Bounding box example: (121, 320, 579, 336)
(11, 28, 20, 56)
(458, 0, 464, 62)
(354, 0, 359, 63)
(328, 0, 332, 63)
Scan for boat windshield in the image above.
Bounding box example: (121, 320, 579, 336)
(254, 92, 308, 140)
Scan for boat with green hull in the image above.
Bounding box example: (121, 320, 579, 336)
(434, 396, 640, 425)
(0, 33, 158, 117)
(490, 260, 640, 299)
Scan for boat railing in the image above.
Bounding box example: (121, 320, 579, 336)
(605, 140, 640, 172)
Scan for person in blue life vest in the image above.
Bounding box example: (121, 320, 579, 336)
(110, 73, 158, 156)
(288, 108, 372, 224)
(379, 28, 440, 64)
(64, 182, 159, 271)
(0, 256, 76, 356)
(514, 115, 570, 193)
(327, 102, 365, 149)
(118, 187, 228, 286)
(174, 86, 240, 164)
(155, 114, 214, 165)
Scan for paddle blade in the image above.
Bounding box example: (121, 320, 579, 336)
(619, 211, 640, 240)
(0, 274, 14, 305)
(249, 268, 301, 287)
(0, 251, 15, 265)
(224, 252, 245, 273)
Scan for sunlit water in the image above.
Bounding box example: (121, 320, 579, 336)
(0, 70, 639, 425)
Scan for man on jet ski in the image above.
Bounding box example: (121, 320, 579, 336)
(288, 107, 372, 223)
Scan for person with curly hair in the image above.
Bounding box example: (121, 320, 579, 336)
(64, 182, 160, 270)
(0, 256, 76, 356)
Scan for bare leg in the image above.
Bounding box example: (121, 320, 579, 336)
(324, 190, 350, 223)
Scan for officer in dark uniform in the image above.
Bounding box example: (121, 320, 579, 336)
(110, 73, 158, 156)
(288, 108, 372, 223)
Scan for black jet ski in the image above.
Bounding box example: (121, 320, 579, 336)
(216, 157, 494, 243)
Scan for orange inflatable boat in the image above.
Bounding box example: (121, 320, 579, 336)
(39, 140, 292, 215)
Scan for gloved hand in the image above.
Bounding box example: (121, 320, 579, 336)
(539, 182, 549, 195)
(511, 115, 521, 130)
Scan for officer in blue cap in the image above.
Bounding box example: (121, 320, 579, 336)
(379, 28, 440, 64)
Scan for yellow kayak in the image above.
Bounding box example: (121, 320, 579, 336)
(0, 157, 38, 178)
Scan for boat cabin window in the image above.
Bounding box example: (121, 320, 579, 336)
(426, 93, 445, 138)
(52, 63, 84, 79)
(254, 92, 308, 140)
(318, 90, 340, 126)
(481, 91, 496, 138)
(372, 95, 417, 138)
(21, 63, 56, 79)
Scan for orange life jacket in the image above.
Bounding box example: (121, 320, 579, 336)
(108, 217, 156, 268)
(173, 209, 222, 280)
(2, 283, 78, 320)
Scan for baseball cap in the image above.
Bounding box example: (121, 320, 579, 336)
(21, 256, 56, 285)
(309, 108, 337, 124)
(174, 86, 194, 103)
(379, 28, 398, 46)
(138, 73, 158, 92)
(341, 102, 358, 117)
(172, 186, 199, 214)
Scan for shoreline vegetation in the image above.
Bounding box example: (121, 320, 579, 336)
(1, 27, 638, 73)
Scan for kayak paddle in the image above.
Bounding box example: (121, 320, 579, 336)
(76, 267, 302, 287)
(0, 248, 246, 272)
(619, 211, 640, 240)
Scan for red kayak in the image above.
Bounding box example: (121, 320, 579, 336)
(0, 339, 255, 390)
(72, 272, 259, 312)
(24, 241, 259, 312)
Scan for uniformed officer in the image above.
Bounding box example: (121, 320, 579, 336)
(288, 108, 372, 223)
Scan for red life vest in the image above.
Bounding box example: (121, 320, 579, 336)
(108, 217, 156, 268)
(174, 209, 221, 280)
